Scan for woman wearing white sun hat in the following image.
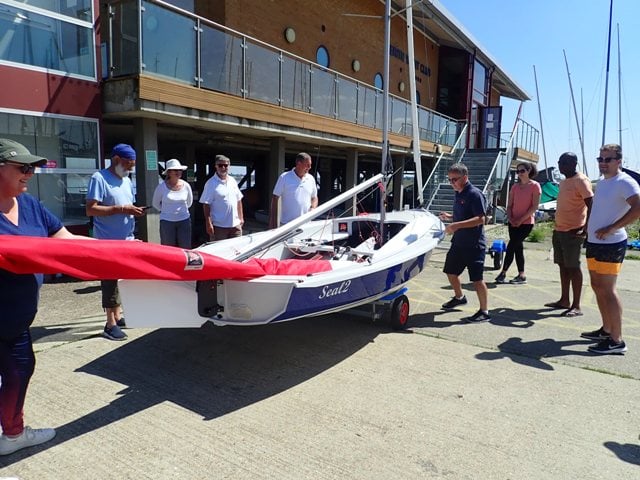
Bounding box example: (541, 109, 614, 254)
(152, 158, 193, 248)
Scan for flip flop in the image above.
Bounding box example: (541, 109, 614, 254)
(544, 301, 570, 309)
(561, 308, 584, 317)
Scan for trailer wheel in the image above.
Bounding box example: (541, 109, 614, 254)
(389, 295, 410, 330)
(493, 251, 504, 270)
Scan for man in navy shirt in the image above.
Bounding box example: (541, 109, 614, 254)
(438, 163, 490, 322)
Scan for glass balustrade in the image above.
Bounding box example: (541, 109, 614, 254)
(107, 0, 463, 146)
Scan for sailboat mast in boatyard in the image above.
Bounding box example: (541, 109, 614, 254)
(379, 0, 391, 240)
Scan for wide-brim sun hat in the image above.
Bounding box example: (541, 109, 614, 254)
(164, 158, 187, 173)
(0, 138, 47, 166)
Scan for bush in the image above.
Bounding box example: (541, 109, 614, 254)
(527, 226, 546, 243)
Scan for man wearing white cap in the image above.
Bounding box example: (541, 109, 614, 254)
(86, 143, 146, 341)
(200, 154, 244, 241)
(152, 158, 193, 248)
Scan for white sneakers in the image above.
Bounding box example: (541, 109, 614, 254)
(0, 427, 56, 455)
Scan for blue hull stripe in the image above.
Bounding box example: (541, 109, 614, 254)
(272, 253, 427, 322)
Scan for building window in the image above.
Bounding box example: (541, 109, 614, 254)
(374, 73, 383, 90)
(472, 59, 488, 105)
(0, 110, 99, 225)
(0, 3, 95, 78)
(316, 46, 330, 68)
(13, 0, 94, 21)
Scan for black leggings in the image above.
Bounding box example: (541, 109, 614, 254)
(503, 223, 534, 273)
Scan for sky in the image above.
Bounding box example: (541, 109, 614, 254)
(439, 0, 640, 179)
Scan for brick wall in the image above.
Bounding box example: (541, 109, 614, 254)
(195, 0, 439, 110)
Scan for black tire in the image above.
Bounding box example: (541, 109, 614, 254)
(493, 251, 503, 270)
(389, 295, 410, 330)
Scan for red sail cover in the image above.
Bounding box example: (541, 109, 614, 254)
(0, 236, 331, 281)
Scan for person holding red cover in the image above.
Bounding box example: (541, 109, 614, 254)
(0, 139, 86, 455)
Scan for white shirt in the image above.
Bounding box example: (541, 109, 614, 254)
(272, 170, 317, 224)
(152, 180, 193, 222)
(199, 174, 243, 227)
(587, 171, 640, 244)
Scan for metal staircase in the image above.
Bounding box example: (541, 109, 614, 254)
(426, 149, 502, 214)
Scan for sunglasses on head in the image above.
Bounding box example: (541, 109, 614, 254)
(596, 156, 618, 163)
(1, 161, 37, 174)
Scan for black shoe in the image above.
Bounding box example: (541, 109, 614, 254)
(494, 272, 506, 284)
(442, 295, 467, 309)
(116, 317, 126, 328)
(462, 310, 491, 323)
(588, 339, 627, 354)
(508, 275, 527, 285)
(580, 327, 610, 341)
(103, 325, 128, 341)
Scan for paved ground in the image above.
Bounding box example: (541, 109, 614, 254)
(1, 229, 639, 479)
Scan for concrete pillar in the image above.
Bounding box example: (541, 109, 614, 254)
(133, 118, 160, 243)
(392, 156, 406, 210)
(269, 137, 286, 221)
(345, 148, 358, 215)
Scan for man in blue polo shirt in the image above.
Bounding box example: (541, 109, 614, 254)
(438, 163, 490, 322)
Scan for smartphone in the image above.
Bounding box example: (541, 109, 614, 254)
(139, 205, 151, 210)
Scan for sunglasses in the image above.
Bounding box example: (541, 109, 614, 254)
(1, 161, 37, 174)
(517, 169, 528, 174)
(216, 164, 230, 168)
(596, 156, 618, 163)
(448, 176, 461, 183)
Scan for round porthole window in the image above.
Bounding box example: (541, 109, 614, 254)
(374, 73, 383, 90)
(316, 46, 330, 68)
(284, 27, 296, 43)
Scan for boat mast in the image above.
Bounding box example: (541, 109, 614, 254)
(616, 23, 622, 148)
(562, 50, 588, 175)
(601, 0, 614, 145)
(379, 0, 391, 239)
(405, 0, 423, 206)
(532, 65, 549, 173)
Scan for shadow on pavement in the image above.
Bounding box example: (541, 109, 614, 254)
(2, 315, 383, 464)
(603, 441, 640, 466)
(476, 337, 595, 370)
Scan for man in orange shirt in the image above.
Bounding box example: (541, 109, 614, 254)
(545, 152, 593, 316)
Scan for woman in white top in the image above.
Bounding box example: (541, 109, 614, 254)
(152, 158, 193, 248)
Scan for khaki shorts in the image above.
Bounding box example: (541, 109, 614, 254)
(552, 230, 584, 268)
(101, 280, 120, 308)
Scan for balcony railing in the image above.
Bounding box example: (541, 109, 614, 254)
(499, 118, 539, 153)
(105, 0, 463, 146)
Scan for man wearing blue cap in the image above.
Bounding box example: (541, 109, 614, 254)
(86, 143, 146, 340)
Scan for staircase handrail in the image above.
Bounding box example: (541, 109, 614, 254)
(422, 122, 468, 209)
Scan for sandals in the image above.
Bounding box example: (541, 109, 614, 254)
(544, 301, 570, 309)
(561, 308, 584, 317)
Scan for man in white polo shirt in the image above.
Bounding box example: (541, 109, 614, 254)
(200, 154, 244, 241)
(269, 152, 318, 228)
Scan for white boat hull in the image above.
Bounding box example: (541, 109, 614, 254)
(120, 209, 444, 328)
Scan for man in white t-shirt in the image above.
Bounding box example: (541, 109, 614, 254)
(581, 144, 640, 354)
(200, 155, 244, 241)
(269, 152, 318, 228)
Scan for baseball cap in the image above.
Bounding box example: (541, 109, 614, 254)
(0, 138, 47, 166)
(111, 143, 136, 160)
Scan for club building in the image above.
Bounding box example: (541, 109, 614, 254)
(0, 0, 539, 243)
